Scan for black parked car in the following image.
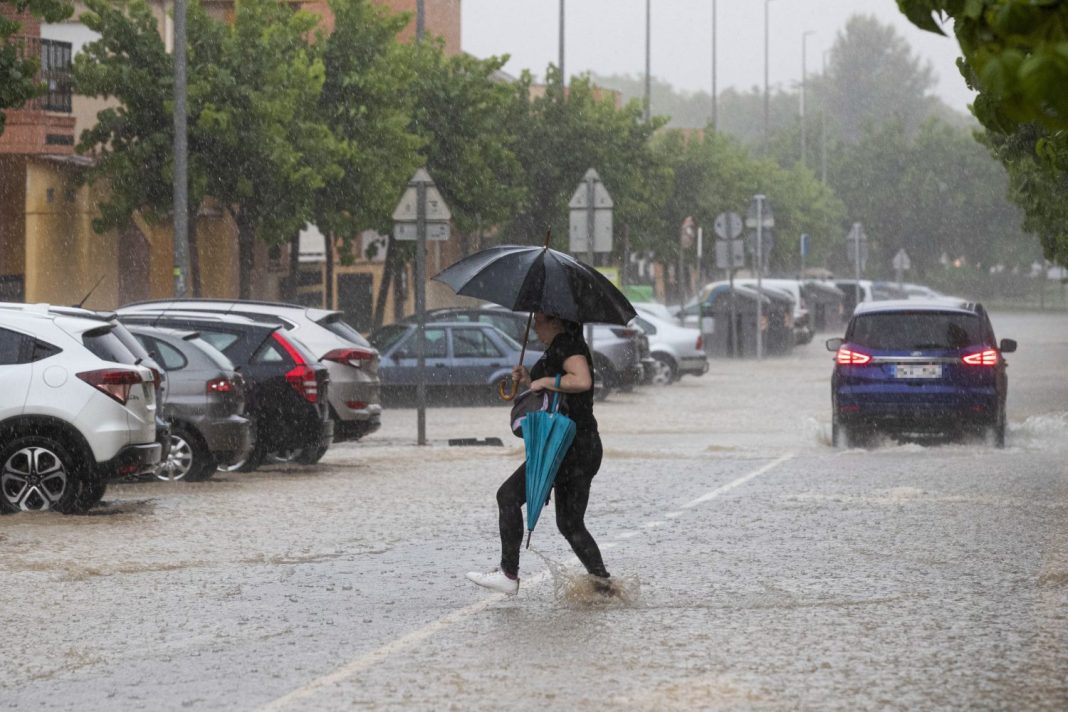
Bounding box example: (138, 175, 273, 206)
(127, 325, 252, 481)
(117, 311, 333, 471)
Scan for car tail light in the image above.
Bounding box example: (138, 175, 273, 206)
(346, 400, 368, 410)
(695, 335, 703, 351)
(77, 368, 144, 405)
(611, 327, 640, 339)
(148, 367, 162, 388)
(286, 365, 319, 403)
(206, 376, 236, 395)
(835, 347, 872, 365)
(962, 349, 998, 366)
(323, 347, 375, 368)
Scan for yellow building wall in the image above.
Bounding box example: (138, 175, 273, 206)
(23, 158, 121, 308)
(0, 156, 27, 279)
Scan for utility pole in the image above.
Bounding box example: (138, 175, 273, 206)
(172, 0, 190, 297)
(559, 0, 565, 85)
(711, 0, 717, 130)
(800, 31, 814, 169)
(821, 50, 829, 184)
(644, 0, 652, 122)
(763, 0, 775, 155)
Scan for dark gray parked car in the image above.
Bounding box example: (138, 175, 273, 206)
(127, 325, 252, 481)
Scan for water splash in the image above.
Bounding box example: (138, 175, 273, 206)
(527, 547, 641, 608)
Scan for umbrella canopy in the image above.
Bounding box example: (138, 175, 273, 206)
(432, 245, 636, 326)
(522, 391, 577, 547)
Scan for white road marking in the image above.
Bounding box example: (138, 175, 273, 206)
(664, 511, 684, 519)
(642, 521, 664, 528)
(261, 452, 794, 710)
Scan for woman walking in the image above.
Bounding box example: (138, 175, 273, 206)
(466, 311, 610, 595)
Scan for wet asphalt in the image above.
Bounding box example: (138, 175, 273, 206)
(2, 311, 1066, 710)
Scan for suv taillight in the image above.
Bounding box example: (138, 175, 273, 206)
(285, 365, 319, 403)
(695, 335, 704, 351)
(148, 367, 162, 388)
(835, 347, 872, 365)
(77, 368, 144, 405)
(962, 349, 998, 366)
(322, 347, 375, 368)
(206, 376, 236, 395)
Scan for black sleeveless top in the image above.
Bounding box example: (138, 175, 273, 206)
(530, 331, 597, 433)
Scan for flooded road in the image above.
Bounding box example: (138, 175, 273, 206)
(3, 311, 1066, 710)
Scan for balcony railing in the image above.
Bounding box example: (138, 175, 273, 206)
(12, 36, 73, 113)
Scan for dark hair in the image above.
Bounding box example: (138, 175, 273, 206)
(561, 318, 582, 336)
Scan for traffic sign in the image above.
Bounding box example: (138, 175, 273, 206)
(393, 222, 450, 241)
(392, 168, 452, 222)
(568, 168, 614, 253)
(800, 233, 810, 258)
(745, 197, 775, 229)
(892, 248, 911, 271)
(715, 238, 746, 269)
(714, 212, 743, 240)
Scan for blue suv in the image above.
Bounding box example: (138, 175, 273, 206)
(827, 300, 1017, 447)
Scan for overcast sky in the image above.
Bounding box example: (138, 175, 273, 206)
(461, 0, 975, 113)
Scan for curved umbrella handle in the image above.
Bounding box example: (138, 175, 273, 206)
(497, 378, 519, 401)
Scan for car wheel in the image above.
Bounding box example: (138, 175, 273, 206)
(296, 445, 329, 465)
(267, 448, 302, 465)
(649, 354, 676, 386)
(157, 427, 215, 482)
(0, 436, 86, 514)
(831, 416, 849, 448)
(75, 479, 107, 511)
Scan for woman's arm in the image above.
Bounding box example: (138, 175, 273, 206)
(530, 354, 592, 393)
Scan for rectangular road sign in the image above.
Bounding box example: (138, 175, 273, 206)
(393, 222, 450, 241)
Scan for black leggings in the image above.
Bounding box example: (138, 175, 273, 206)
(497, 431, 608, 578)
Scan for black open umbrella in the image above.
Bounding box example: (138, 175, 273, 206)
(432, 237, 636, 400)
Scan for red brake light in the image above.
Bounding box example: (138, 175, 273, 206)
(323, 347, 374, 368)
(149, 367, 162, 388)
(286, 365, 319, 403)
(77, 368, 144, 405)
(206, 376, 235, 394)
(962, 349, 998, 366)
(836, 347, 872, 365)
(271, 331, 307, 365)
(695, 335, 704, 351)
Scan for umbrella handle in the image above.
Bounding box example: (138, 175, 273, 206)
(497, 378, 519, 401)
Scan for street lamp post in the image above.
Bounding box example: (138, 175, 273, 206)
(172, 0, 190, 298)
(821, 49, 829, 184)
(711, 0, 717, 130)
(559, 0, 565, 84)
(644, 0, 652, 122)
(763, 0, 776, 154)
(800, 30, 814, 169)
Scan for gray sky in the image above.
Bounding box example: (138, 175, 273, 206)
(461, 0, 975, 113)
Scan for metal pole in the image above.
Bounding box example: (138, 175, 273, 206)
(821, 50, 829, 184)
(697, 226, 703, 286)
(729, 268, 737, 357)
(172, 0, 190, 298)
(801, 31, 814, 169)
(800, 234, 806, 280)
(644, 0, 651, 122)
(416, 0, 425, 42)
(711, 0, 717, 130)
(853, 222, 861, 285)
(559, 0, 565, 85)
(755, 195, 764, 361)
(763, 0, 772, 155)
(415, 180, 427, 445)
(585, 175, 596, 350)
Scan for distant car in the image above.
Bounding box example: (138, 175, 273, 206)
(126, 325, 252, 481)
(369, 321, 540, 401)
(120, 300, 382, 444)
(826, 300, 1016, 447)
(632, 301, 680, 324)
(631, 311, 708, 384)
(730, 278, 813, 346)
(118, 311, 333, 470)
(0, 308, 160, 513)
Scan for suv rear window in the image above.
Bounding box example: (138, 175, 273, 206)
(849, 312, 983, 351)
(318, 314, 371, 347)
(82, 326, 139, 364)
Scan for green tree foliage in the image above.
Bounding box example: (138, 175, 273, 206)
(898, 0, 1068, 265)
(189, 0, 342, 297)
(0, 0, 72, 134)
(509, 68, 669, 258)
(74, 0, 177, 233)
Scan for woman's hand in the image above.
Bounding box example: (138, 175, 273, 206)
(511, 365, 531, 388)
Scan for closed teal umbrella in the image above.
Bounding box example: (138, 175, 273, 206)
(522, 375, 576, 548)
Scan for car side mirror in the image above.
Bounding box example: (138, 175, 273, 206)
(825, 337, 844, 351)
(999, 338, 1017, 354)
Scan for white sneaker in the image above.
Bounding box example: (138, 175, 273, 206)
(465, 569, 519, 595)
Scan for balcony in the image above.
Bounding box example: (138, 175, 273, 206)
(0, 36, 76, 155)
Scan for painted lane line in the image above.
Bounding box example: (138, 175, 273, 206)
(642, 521, 664, 528)
(260, 570, 553, 712)
(262, 452, 795, 710)
(664, 511, 684, 519)
(680, 452, 794, 509)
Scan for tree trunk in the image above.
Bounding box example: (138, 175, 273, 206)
(188, 202, 202, 297)
(284, 231, 300, 301)
(234, 209, 255, 300)
(372, 236, 396, 329)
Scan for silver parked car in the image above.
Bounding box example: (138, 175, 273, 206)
(119, 300, 381, 443)
(127, 325, 252, 481)
(631, 308, 708, 384)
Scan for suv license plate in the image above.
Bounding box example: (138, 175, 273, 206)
(895, 363, 942, 379)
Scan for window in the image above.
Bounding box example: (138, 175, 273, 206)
(397, 328, 447, 359)
(83, 327, 138, 364)
(253, 341, 286, 364)
(148, 337, 188, 371)
(198, 330, 241, 355)
(634, 316, 657, 335)
(40, 39, 72, 113)
(0, 327, 27, 365)
(849, 312, 983, 351)
(453, 328, 503, 358)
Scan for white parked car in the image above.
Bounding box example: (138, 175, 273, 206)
(119, 300, 382, 444)
(0, 307, 160, 513)
(631, 308, 708, 385)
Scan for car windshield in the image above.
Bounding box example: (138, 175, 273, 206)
(849, 312, 983, 351)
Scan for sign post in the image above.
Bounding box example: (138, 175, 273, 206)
(846, 222, 867, 286)
(569, 168, 613, 351)
(800, 233, 810, 279)
(892, 248, 911, 290)
(746, 195, 774, 360)
(714, 211, 744, 357)
(393, 168, 451, 445)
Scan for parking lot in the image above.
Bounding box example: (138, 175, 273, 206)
(3, 311, 1067, 710)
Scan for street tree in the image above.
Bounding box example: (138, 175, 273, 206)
(0, 0, 72, 135)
